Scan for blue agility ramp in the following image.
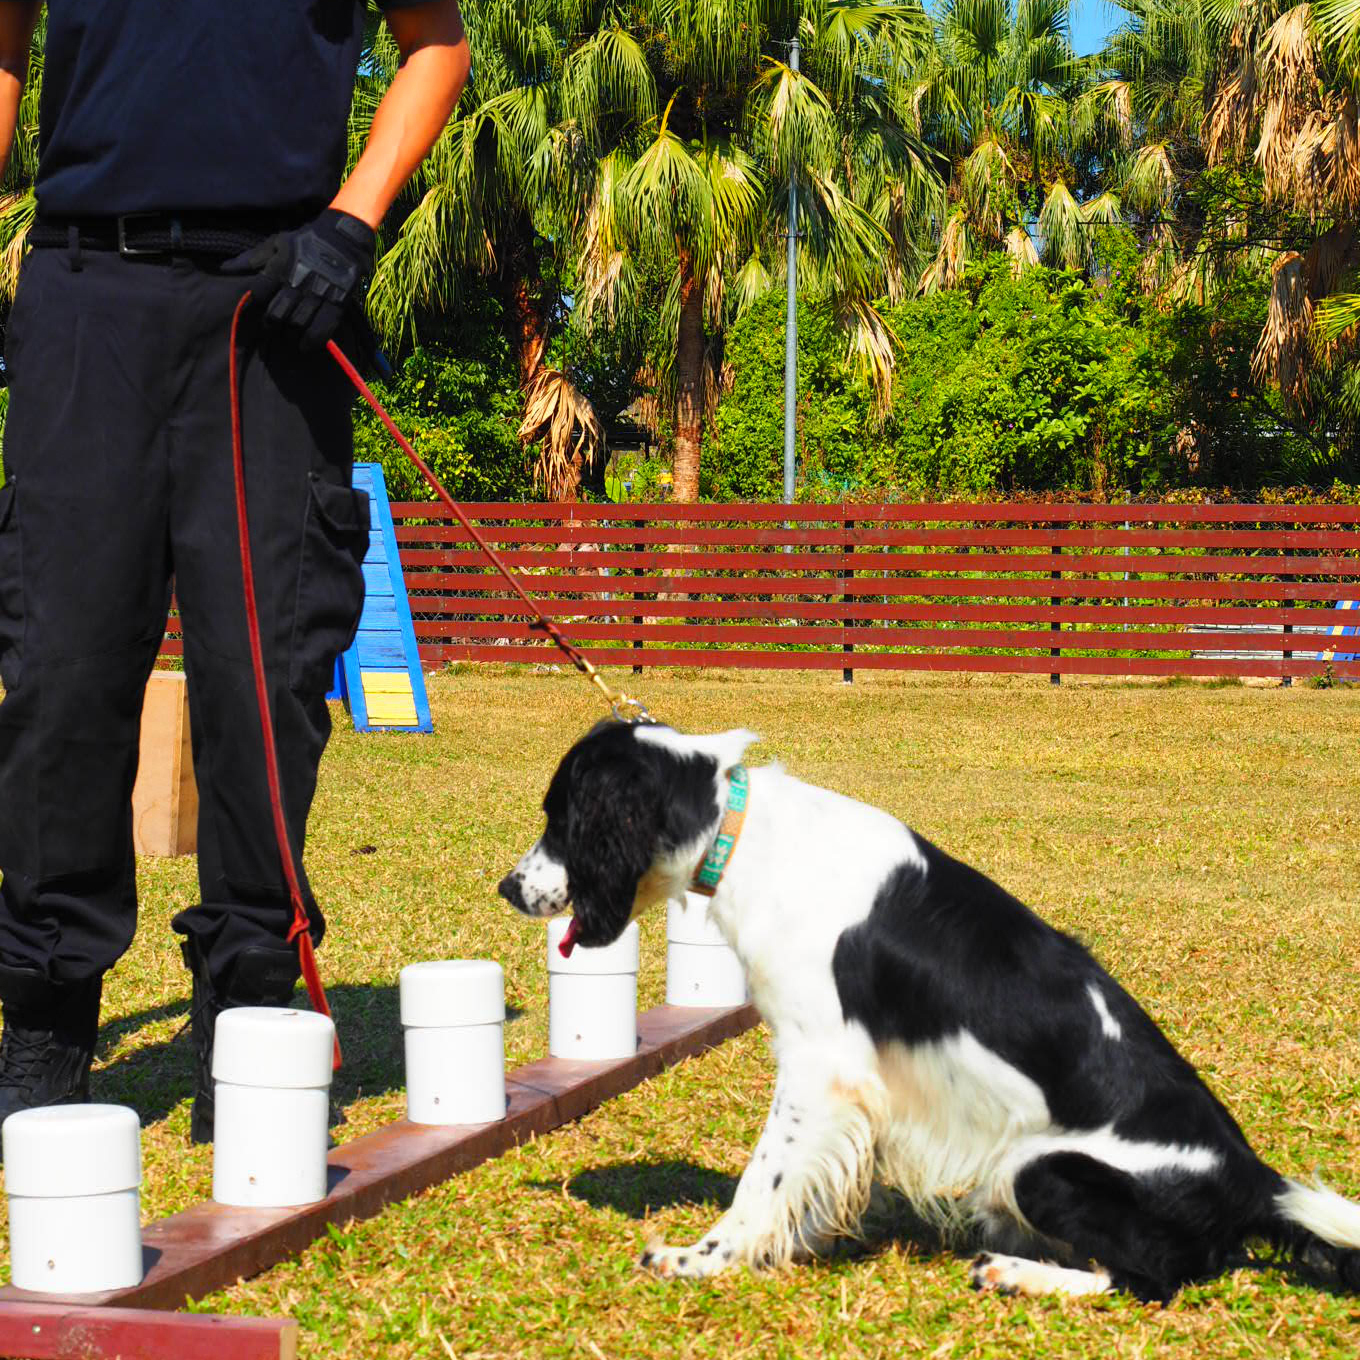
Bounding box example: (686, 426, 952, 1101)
(1328, 599, 1359, 664)
(327, 462, 433, 733)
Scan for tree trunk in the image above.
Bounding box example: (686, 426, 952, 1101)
(505, 272, 548, 390)
(672, 251, 705, 503)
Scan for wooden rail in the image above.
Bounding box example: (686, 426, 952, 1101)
(0, 1004, 757, 1313)
(161, 503, 1360, 681)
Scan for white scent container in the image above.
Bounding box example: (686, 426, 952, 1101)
(666, 892, 749, 1007)
(547, 918, 639, 1061)
(400, 960, 507, 1125)
(212, 1007, 334, 1208)
(4, 1104, 143, 1293)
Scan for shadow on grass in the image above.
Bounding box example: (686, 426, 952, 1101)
(543, 1160, 740, 1216)
(542, 1161, 952, 1263)
(91, 983, 524, 1128)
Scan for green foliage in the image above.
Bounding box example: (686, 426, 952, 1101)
(709, 251, 1314, 497)
(351, 302, 532, 502)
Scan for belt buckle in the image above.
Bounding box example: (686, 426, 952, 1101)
(116, 213, 170, 258)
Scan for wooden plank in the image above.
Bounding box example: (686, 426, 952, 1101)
(390, 544, 1360, 578)
(0, 1303, 295, 1360)
(419, 644, 1360, 678)
(389, 501, 1360, 525)
(0, 1003, 758, 1312)
(406, 619, 1331, 654)
(395, 571, 1359, 603)
(403, 598, 1349, 629)
(392, 524, 1360, 551)
(130, 672, 198, 858)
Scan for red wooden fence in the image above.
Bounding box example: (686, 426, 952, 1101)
(165, 503, 1360, 681)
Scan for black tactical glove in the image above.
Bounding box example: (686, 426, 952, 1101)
(222, 209, 376, 351)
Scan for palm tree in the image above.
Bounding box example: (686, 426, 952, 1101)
(1194, 0, 1360, 440)
(356, 0, 607, 499)
(367, 0, 940, 502)
(570, 0, 940, 499)
(914, 0, 1099, 285)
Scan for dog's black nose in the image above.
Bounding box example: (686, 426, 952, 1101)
(497, 873, 525, 910)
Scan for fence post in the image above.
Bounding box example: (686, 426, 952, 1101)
(841, 515, 855, 684)
(1281, 523, 1293, 688)
(1050, 526, 1062, 686)
(633, 519, 644, 676)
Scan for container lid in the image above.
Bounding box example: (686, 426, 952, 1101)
(3, 1104, 141, 1197)
(547, 917, 640, 975)
(212, 1007, 336, 1088)
(400, 960, 505, 1027)
(667, 892, 730, 946)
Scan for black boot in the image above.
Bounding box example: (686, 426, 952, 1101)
(0, 965, 102, 1144)
(180, 937, 300, 1144)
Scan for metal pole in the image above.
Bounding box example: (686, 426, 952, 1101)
(782, 35, 799, 505)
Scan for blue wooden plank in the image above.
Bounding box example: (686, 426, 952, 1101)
(338, 463, 434, 733)
(361, 561, 395, 596)
(356, 631, 409, 669)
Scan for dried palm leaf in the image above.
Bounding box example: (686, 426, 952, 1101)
(1252, 251, 1310, 399)
(519, 368, 606, 501)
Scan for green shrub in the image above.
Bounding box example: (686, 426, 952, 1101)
(706, 250, 1314, 499)
(352, 301, 532, 502)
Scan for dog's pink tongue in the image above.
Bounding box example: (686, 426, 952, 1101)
(558, 917, 581, 957)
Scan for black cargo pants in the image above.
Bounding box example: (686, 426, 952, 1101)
(0, 242, 370, 988)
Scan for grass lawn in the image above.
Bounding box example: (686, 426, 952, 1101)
(3, 666, 1360, 1357)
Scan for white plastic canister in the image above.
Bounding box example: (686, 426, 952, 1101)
(4, 1104, 143, 1293)
(666, 892, 749, 1007)
(212, 1007, 334, 1208)
(400, 960, 507, 1125)
(547, 918, 639, 1060)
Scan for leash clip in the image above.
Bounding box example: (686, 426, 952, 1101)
(611, 696, 654, 725)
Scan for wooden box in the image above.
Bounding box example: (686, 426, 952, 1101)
(131, 670, 198, 858)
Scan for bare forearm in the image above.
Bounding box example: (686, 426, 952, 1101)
(0, 4, 38, 184)
(331, 1, 469, 230)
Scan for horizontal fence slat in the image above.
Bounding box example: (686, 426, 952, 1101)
(398, 571, 1358, 603)
(423, 643, 1360, 677)
(390, 501, 1360, 525)
(393, 546, 1360, 578)
(392, 524, 1360, 551)
(398, 599, 1349, 628)
(409, 619, 1335, 653)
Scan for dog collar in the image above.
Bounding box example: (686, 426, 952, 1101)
(690, 765, 749, 897)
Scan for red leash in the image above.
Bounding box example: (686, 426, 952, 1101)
(228, 294, 339, 1065)
(228, 295, 650, 1068)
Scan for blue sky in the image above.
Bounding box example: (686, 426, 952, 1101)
(1070, 0, 1120, 55)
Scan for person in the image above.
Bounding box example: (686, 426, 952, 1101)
(0, 1, 469, 1145)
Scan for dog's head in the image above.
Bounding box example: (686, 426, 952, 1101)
(498, 721, 757, 952)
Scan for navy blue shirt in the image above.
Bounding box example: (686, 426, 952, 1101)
(18, 1, 431, 217)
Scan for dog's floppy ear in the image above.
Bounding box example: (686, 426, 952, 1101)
(562, 751, 663, 948)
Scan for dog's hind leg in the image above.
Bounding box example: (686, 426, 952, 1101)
(976, 1148, 1249, 1302)
(640, 1062, 881, 1279)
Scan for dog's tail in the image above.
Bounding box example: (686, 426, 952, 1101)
(1263, 1175, 1360, 1289)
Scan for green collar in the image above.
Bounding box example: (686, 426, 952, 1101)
(690, 765, 749, 897)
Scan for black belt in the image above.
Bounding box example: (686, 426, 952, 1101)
(28, 212, 308, 259)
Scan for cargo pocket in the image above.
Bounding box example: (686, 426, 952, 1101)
(289, 474, 370, 694)
(0, 479, 24, 691)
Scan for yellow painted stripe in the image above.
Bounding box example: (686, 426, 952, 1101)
(360, 671, 418, 727)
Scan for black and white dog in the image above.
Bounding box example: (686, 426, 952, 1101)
(498, 721, 1360, 1301)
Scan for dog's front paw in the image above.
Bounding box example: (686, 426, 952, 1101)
(638, 1234, 736, 1280)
